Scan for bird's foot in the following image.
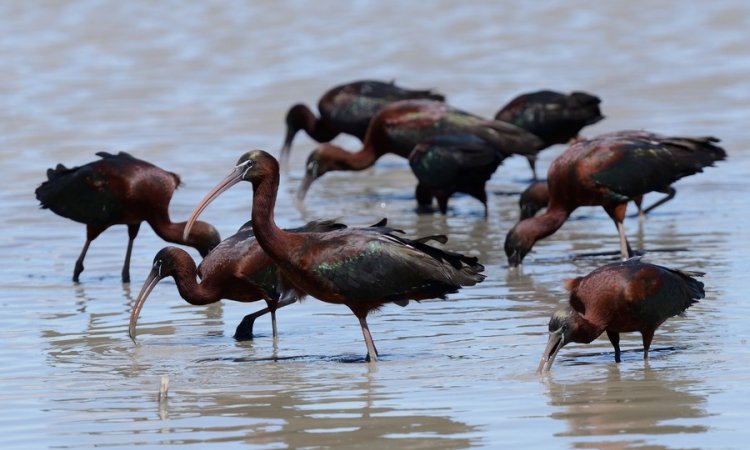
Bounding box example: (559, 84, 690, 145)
(233, 315, 257, 341)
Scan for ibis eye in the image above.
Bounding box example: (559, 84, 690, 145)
(240, 160, 254, 178)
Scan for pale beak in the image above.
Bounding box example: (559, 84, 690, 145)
(129, 268, 163, 342)
(183, 166, 244, 241)
(295, 166, 317, 204)
(537, 329, 565, 373)
(279, 127, 295, 172)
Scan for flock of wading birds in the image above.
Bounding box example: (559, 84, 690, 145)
(35, 80, 726, 370)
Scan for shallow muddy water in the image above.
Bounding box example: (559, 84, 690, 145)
(1, 1, 749, 448)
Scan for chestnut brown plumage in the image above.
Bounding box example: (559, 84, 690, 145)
(129, 219, 345, 342)
(518, 179, 672, 221)
(35, 151, 220, 282)
(505, 130, 726, 267)
(538, 258, 705, 372)
(185, 150, 485, 362)
(297, 99, 543, 202)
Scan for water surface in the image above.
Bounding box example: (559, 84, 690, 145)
(1, 1, 748, 448)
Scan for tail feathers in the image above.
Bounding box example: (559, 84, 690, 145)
(570, 91, 602, 107)
(409, 237, 486, 284)
(674, 269, 706, 303)
(481, 121, 545, 156)
(568, 91, 605, 125)
(661, 136, 727, 166)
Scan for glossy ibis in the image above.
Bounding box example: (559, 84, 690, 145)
(505, 130, 726, 266)
(185, 150, 485, 362)
(280, 80, 445, 168)
(537, 258, 705, 372)
(129, 219, 347, 341)
(35, 151, 221, 282)
(297, 99, 543, 202)
(409, 133, 504, 217)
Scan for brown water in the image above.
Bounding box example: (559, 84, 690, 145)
(2, 1, 748, 448)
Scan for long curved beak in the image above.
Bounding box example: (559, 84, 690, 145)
(279, 128, 295, 172)
(183, 166, 244, 241)
(129, 269, 163, 342)
(507, 250, 523, 268)
(295, 170, 315, 204)
(536, 330, 564, 373)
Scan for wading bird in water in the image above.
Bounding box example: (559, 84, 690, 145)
(409, 133, 505, 217)
(35, 152, 220, 282)
(185, 150, 485, 362)
(280, 79, 445, 168)
(537, 258, 705, 372)
(504, 130, 726, 267)
(129, 219, 346, 342)
(296, 99, 543, 204)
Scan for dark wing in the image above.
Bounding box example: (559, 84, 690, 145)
(474, 120, 545, 157)
(495, 90, 604, 147)
(356, 80, 445, 102)
(309, 229, 484, 304)
(590, 134, 726, 198)
(409, 134, 503, 188)
(631, 260, 705, 324)
(321, 81, 443, 138)
(35, 158, 123, 224)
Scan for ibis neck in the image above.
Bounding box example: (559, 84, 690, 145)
(250, 168, 293, 261)
(292, 105, 338, 143)
(526, 206, 570, 242)
(570, 313, 604, 344)
(147, 213, 186, 245)
(329, 144, 379, 172)
(170, 254, 220, 305)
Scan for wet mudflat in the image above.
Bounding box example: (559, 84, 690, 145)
(1, 1, 748, 448)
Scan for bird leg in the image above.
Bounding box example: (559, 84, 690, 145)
(233, 297, 297, 340)
(270, 310, 278, 338)
(642, 187, 676, 215)
(358, 316, 379, 362)
(436, 193, 449, 215)
(615, 220, 633, 260)
(121, 223, 141, 283)
(641, 328, 655, 361)
(467, 186, 489, 220)
(73, 239, 92, 283)
(414, 183, 435, 213)
(606, 330, 621, 363)
(632, 195, 646, 223)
